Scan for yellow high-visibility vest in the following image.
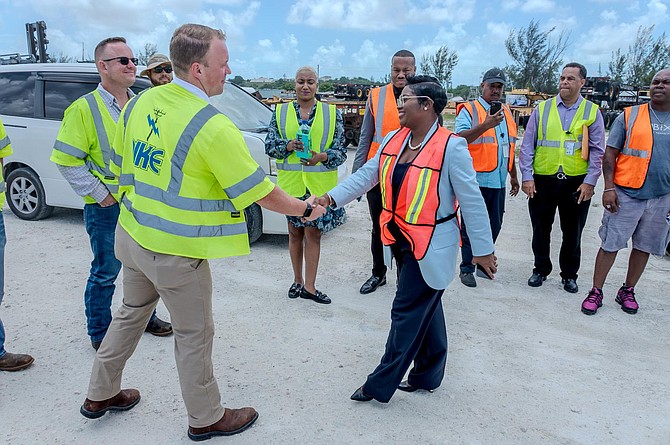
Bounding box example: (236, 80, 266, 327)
(50, 90, 119, 203)
(0, 119, 13, 209)
(110, 83, 275, 259)
(534, 97, 598, 176)
(274, 101, 338, 197)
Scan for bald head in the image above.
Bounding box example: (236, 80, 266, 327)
(650, 68, 670, 108)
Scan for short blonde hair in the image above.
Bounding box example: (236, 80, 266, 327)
(170, 24, 226, 77)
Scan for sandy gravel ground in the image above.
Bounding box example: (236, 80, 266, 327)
(1, 150, 669, 445)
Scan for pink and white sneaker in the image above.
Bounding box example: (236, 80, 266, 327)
(581, 288, 604, 315)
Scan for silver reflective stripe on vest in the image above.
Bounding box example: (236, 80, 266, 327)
(278, 103, 289, 139)
(620, 147, 649, 158)
(536, 139, 561, 147)
(167, 105, 220, 195)
(0, 183, 5, 193)
(84, 94, 114, 177)
(582, 100, 593, 120)
(317, 104, 331, 152)
(53, 140, 87, 159)
(0, 135, 9, 150)
(110, 150, 123, 168)
(106, 183, 119, 193)
(123, 95, 140, 130)
(224, 167, 267, 199)
(276, 160, 335, 172)
(372, 86, 387, 144)
(472, 136, 496, 144)
(540, 98, 552, 139)
(470, 101, 480, 126)
(122, 196, 248, 238)
(119, 173, 237, 212)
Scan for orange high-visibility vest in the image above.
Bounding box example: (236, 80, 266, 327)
(456, 100, 517, 172)
(614, 104, 653, 189)
(378, 126, 454, 260)
(367, 84, 401, 160)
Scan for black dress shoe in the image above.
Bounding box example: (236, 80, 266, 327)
(397, 380, 418, 392)
(300, 288, 331, 304)
(398, 380, 434, 393)
(145, 317, 173, 337)
(562, 278, 578, 293)
(360, 275, 386, 294)
(528, 272, 547, 287)
(350, 386, 373, 402)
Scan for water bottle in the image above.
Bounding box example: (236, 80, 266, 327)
(297, 120, 311, 159)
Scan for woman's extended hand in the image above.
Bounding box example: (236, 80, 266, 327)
(472, 253, 497, 279)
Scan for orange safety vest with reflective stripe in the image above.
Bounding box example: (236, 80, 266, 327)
(456, 100, 517, 172)
(614, 104, 653, 189)
(378, 126, 453, 260)
(366, 84, 400, 161)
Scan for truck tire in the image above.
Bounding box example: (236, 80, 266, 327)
(356, 88, 364, 99)
(6, 167, 54, 221)
(244, 203, 263, 244)
(364, 88, 370, 99)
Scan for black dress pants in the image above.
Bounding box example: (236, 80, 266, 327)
(363, 238, 447, 403)
(528, 174, 590, 279)
(366, 184, 387, 278)
(460, 186, 506, 273)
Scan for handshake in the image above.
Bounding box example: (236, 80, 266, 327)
(302, 194, 335, 222)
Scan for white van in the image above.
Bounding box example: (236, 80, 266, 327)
(0, 63, 295, 242)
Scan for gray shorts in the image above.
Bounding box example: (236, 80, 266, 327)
(598, 187, 670, 255)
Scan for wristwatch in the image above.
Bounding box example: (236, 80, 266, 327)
(303, 201, 313, 218)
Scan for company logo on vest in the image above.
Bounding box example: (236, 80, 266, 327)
(132, 139, 164, 174)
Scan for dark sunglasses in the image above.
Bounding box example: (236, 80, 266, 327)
(102, 56, 138, 66)
(153, 66, 172, 74)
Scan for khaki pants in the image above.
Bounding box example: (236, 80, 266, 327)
(87, 224, 224, 428)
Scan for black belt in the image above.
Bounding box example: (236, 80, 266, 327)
(436, 206, 459, 224)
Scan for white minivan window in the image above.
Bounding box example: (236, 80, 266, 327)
(0, 72, 36, 117)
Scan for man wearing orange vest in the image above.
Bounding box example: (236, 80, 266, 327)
(455, 68, 520, 287)
(581, 69, 670, 316)
(352, 50, 416, 294)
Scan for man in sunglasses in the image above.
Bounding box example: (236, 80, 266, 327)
(140, 53, 173, 86)
(51, 37, 172, 351)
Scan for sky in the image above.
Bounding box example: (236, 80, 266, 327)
(0, 0, 668, 87)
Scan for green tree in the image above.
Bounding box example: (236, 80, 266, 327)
(504, 20, 569, 93)
(137, 42, 157, 66)
(450, 84, 471, 99)
(420, 45, 459, 90)
(608, 48, 626, 82)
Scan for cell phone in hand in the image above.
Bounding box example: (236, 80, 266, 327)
(489, 101, 502, 115)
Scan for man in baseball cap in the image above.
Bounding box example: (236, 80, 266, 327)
(140, 53, 173, 86)
(454, 67, 519, 287)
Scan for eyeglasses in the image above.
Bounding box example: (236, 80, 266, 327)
(102, 56, 138, 66)
(153, 66, 172, 74)
(396, 95, 431, 107)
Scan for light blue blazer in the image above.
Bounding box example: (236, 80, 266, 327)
(329, 120, 494, 290)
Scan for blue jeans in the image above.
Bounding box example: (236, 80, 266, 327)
(0, 212, 6, 358)
(84, 203, 157, 342)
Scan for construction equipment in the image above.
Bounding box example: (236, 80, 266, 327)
(580, 77, 650, 128)
(0, 21, 49, 65)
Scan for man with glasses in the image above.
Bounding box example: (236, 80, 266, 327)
(455, 68, 519, 288)
(352, 49, 416, 295)
(140, 53, 173, 87)
(51, 37, 172, 351)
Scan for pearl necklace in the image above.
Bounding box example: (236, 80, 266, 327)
(649, 106, 670, 126)
(407, 136, 424, 151)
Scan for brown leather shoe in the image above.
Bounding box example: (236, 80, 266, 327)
(145, 316, 173, 337)
(0, 352, 34, 371)
(80, 389, 141, 419)
(188, 407, 258, 441)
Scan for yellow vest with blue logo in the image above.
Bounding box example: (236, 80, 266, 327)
(534, 97, 598, 176)
(50, 90, 119, 203)
(110, 83, 274, 259)
(274, 101, 337, 197)
(0, 119, 13, 209)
